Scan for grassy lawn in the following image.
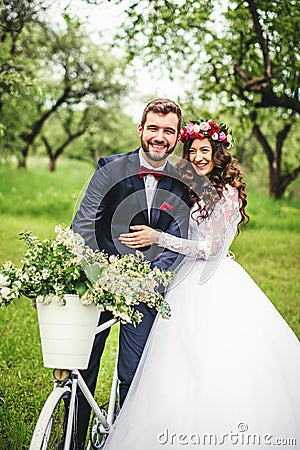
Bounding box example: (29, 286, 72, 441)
(0, 157, 299, 449)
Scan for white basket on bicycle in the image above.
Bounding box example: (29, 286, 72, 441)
(36, 294, 100, 369)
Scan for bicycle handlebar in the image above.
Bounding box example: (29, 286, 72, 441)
(96, 317, 119, 334)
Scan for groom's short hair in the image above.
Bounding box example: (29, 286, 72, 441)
(141, 98, 182, 133)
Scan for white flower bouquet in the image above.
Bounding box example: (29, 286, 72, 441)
(0, 225, 173, 325)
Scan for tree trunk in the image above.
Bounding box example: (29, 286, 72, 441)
(250, 119, 299, 199)
(49, 158, 56, 172)
(269, 167, 283, 199)
(17, 157, 27, 169)
(17, 138, 32, 169)
(17, 146, 29, 169)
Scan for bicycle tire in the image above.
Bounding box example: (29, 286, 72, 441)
(29, 385, 72, 450)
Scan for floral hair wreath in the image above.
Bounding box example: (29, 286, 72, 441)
(178, 119, 233, 148)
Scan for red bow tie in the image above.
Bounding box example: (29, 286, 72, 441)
(138, 165, 166, 181)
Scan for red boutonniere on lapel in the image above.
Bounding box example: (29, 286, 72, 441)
(160, 201, 175, 211)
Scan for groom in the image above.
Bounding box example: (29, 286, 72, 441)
(72, 98, 190, 448)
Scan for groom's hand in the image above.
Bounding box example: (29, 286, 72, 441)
(118, 225, 161, 248)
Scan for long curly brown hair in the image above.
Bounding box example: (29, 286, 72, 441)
(176, 138, 250, 233)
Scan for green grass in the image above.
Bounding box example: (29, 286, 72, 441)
(0, 157, 92, 221)
(0, 298, 119, 450)
(0, 157, 299, 448)
(0, 157, 119, 449)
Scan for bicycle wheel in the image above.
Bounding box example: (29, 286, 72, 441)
(29, 385, 72, 450)
(89, 404, 109, 450)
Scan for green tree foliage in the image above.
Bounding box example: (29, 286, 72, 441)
(69, 105, 139, 165)
(40, 104, 139, 170)
(0, 0, 47, 137)
(0, 1, 132, 169)
(101, 0, 300, 198)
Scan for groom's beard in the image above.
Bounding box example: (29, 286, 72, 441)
(140, 135, 176, 163)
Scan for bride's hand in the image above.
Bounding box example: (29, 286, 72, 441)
(118, 225, 161, 248)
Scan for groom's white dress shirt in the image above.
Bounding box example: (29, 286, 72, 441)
(139, 148, 167, 221)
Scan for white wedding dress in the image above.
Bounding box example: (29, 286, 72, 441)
(103, 185, 300, 450)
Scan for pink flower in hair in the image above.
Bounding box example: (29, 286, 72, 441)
(199, 122, 211, 132)
(218, 131, 226, 141)
(186, 122, 195, 133)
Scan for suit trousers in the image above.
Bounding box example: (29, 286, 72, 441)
(118, 302, 157, 405)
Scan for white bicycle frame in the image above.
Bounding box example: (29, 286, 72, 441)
(30, 317, 119, 450)
(67, 317, 119, 450)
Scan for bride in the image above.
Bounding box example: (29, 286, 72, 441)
(104, 119, 300, 449)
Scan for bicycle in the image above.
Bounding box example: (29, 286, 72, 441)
(29, 317, 119, 450)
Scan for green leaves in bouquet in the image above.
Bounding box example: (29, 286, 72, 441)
(75, 261, 105, 299)
(82, 261, 103, 284)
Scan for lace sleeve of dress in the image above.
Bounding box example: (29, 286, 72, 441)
(158, 185, 241, 260)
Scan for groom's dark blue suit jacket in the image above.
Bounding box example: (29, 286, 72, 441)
(72, 149, 190, 271)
